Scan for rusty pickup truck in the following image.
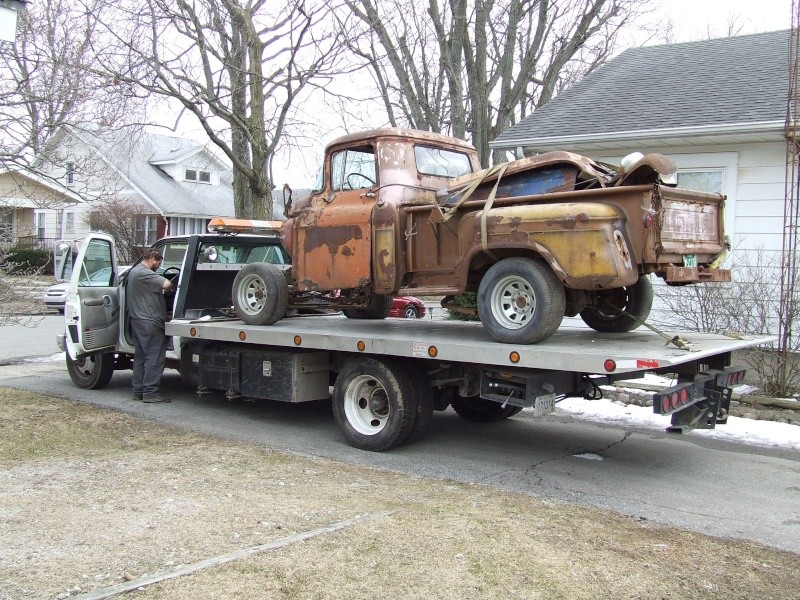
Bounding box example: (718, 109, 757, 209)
(232, 128, 730, 344)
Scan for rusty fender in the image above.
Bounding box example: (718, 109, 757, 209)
(456, 203, 640, 290)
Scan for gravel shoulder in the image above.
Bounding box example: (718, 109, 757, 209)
(1, 387, 799, 600)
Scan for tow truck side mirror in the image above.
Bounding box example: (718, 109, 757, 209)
(54, 241, 75, 282)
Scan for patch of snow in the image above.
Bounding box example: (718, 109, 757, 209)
(26, 352, 65, 363)
(573, 453, 604, 461)
(557, 397, 800, 451)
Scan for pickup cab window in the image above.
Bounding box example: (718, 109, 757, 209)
(331, 148, 376, 190)
(414, 145, 473, 178)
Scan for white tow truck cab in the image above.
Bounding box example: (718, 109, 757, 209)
(55, 220, 772, 451)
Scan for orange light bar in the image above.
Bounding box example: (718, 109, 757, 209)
(207, 217, 283, 235)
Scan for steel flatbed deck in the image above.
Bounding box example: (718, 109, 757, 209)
(166, 316, 773, 376)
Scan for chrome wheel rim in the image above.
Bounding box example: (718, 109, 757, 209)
(237, 273, 267, 315)
(343, 375, 389, 436)
(490, 274, 535, 330)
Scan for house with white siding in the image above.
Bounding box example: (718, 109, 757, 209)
(491, 30, 792, 333)
(0, 126, 236, 253)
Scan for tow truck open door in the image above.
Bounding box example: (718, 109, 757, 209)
(64, 233, 120, 358)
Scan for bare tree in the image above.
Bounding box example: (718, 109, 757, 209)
(92, 0, 349, 219)
(338, 0, 651, 165)
(0, 0, 138, 173)
(655, 249, 800, 397)
(86, 199, 154, 265)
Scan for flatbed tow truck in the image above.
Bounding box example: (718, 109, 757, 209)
(56, 223, 772, 452)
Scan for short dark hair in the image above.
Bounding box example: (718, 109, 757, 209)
(142, 248, 162, 261)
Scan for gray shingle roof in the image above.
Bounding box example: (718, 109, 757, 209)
(493, 30, 790, 147)
(74, 128, 235, 218)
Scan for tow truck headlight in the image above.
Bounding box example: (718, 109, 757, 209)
(203, 246, 218, 262)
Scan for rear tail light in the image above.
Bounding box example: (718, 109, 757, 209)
(715, 367, 746, 388)
(654, 382, 699, 415)
(654, 367, 746, 416)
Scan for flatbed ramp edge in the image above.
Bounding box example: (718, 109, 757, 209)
(166, 316, 773, 375)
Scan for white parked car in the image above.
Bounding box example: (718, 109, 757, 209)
(43, 266, 130, 314)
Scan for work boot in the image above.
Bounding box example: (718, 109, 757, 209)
(143, 395, 170, 403)
(133, 394, 143, 402)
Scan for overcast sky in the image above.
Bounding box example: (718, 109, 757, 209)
(267, 0, 795, 187)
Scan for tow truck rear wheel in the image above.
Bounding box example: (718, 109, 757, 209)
(478, 257, 565, 344)
(451, 396, 522, 423)
(580, 276, 653, 333)
(66, 351, 115, 389)
(342, 293, 392, 320)
(333, 357, 418, 451)
(400, 362, 434, 443)
(232, 263, 289, 326)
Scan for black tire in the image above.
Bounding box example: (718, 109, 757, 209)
(451, 396, 522, 423)
(580, 276, 653, 333)
(66, 351, 115, 390)
(400, 362, 434, 443)
(402, 305, 419, 319)
(477, 257, 565, 344)
(343, 294, 392, 320)
(332, 357, 418, 451)
(232, 263, 289, 326)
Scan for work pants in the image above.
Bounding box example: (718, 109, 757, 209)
(131, 317, 167, 399)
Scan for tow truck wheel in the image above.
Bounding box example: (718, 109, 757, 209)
(333, 357, 418, 451)
(66, 351, 115, 390)
(478, 257, 565, 344)
(580, 276, 653, 333)
(451, 396, 522, 423)
(400, 362, 434, 443)
(233, 263, 289, 326)
(342, 294, 392, 320)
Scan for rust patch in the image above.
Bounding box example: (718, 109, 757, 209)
(376, 248, 396, 279)
(303, 225, 363, 257)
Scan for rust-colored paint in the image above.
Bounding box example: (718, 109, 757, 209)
(283, 128, 730, 300)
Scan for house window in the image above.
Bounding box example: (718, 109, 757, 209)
(171, 217, 206, 235)
(135, 215, 159, 246)
(0, 208, 13, 243)
(677, 170, 724, 194)
(34, 210, 46, 240)
(64, 211, 75, 234)
(185, 168, 212, 183)
(66, 162, 74, 186)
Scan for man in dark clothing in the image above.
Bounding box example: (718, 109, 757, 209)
(127, 248, 173, 403)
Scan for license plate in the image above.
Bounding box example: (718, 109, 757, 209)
(683, 254, 697, 268)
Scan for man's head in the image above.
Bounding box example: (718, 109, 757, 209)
(141, 248, 163, 271)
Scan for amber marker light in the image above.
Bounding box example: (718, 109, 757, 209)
(294, 335, 302, 346)
(239, 331, 246, 341)
(428, 345, 438, 357)
(509, 351, 520, 364)
(357, 340, 366, 351)
(189, 327, 197, 337)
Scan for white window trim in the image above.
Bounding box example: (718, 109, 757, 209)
(184, 167, 213, 184)
(667, 152, 738, 242)
(599, 151, 738, 241)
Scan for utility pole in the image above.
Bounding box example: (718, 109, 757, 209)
(778, 1, 800, 395)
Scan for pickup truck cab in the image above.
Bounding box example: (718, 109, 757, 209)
(265, 128, 730, 344)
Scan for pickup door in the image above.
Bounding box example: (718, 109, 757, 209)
(64, 233, 121, 358)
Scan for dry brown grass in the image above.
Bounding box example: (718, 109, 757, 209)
(1, 387, 798, 600)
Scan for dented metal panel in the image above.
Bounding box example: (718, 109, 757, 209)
(283, 127, 731, 303)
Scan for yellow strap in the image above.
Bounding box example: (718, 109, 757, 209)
(480, 163, 508, 252)
(440, 162, 509, 223)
